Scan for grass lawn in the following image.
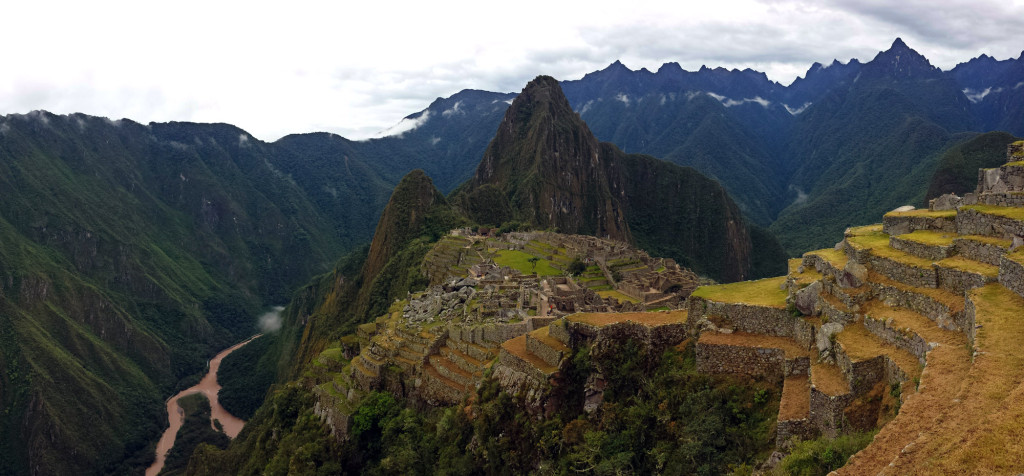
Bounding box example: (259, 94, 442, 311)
(597, 289, 641, 304)
(690, 276, 788, 308)
(492, 249, 561, 276)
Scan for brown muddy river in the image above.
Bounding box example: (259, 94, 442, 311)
(146, 334, 261, 476)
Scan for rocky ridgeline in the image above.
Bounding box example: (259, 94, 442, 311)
(687, 141, 1024, 472)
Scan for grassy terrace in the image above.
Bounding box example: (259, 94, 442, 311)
(690, 276, 788, 308)
(492, 249, 562, 276)
(567, 310, 688, 327)
(788, 258, 823, 288)
(873, 283, 1024, 473)
(596, 289, 641, 304)
(779, 376, 810, 420)
(529, 326, 569, 353)
(893, 229, 957, 246)
(866, 271, 965, 314)
(698, 331, 813, 359)
(935, 255, 1000, 277)
(846, 223, 883, 236)
(962, 204, 1024, 221)
(835, 323, 922, 381)
(883, 209, 957, 219)
(860, 300, 964, 347)
(847, 231, 935, 269)
(957, 234, 1012, 248)
(811, 363, 850, 396)
(1008, 248, 1024, 265)
(804, 247, 848, 270)
(501, 335, 558, 375)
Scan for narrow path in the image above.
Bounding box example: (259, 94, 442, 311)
(145, 334, 261, 476)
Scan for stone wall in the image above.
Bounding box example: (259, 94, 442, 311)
(955, 237, 1007, 266)
(696, 342, 786, 379)
(868, 255, 937, 289)
(689, 297, 805, 340)
(936, 265, 992, 294)
(835, 349, 887, 397)
(999, 255, 1024, 299)
(889, 236, 951, 261)
(777, 418, 817, 447)
(809, 388, 855, 438)
(956, 207, 1024, 239)
(313, 389, 353, 441)
(882, 214, 956, 236)
(869, 280, 963, 332)
(863, 316, 929, 363)
(568, 319, 688, 353)
(526, 333, 565, 368)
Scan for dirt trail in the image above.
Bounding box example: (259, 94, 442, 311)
(145, 334, 261, 476)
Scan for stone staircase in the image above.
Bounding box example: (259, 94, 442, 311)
(687, 141, 1024, 472)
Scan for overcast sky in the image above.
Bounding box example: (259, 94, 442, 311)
(2, 0, 1023, 141)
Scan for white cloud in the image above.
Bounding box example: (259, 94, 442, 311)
(441, 100, 463, 117)
(1, 0, 1022, 140)
(784, 102, 812, 114)
(238, 133, 251, 147)
(430, 136, 441, 145)
(0, 122, 9, 135)
(371, 110, 431, 139)
(962, 87, 1004, 103)
(706, 92, 771, 108)
(615, 93, 630, 106)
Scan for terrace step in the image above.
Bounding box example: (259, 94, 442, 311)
(440, 345, 486, 374)
(953, 235, 1011, 266)
(834, 322, 921, 396)
(866, 272, 966, 332)
(955, 205, 1024, 239)
(810, 362, 850, 397)
(933, 255, 999, 293)
(882, 209, 957, 236)
(393, 355, 419, 373)
(889, 230, 957, 261)
(846, 231, 938, 289)
(428, 355, 475, 387)
(802, 248, 849, 281)
(779, 376, 811, 421)
(422, 364, 469, 403)
(526, 326, 570, 368)
(500, 334, 559, 377)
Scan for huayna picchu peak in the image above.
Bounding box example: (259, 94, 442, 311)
(455, 75, 785, 282)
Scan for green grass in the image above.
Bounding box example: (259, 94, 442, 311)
(963, 204, 1024, 221)
(597, 290, 641, 304)
(492, 249, 561, 276)
(690, 276, 788, 308)
(894, 230, 957, 247)
(883, 209, 957, 218)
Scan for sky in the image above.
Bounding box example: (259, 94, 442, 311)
(2, 0, 1023, 141)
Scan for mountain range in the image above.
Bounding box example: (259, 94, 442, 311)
(1, 37, 1023, 474)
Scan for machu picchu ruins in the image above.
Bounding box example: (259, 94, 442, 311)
(305, 141, 1024, 473)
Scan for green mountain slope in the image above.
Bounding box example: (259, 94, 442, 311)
(0, 112, 391, 474)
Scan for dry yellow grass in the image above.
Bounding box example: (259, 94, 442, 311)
(848, 232, 935, 269)
(501, 335, 558, 375)
(690, 276, 788, 308)
(567, 310, 688, 327)
(867, 271, 965, 314)
(698, 331, 814, 359)
(836, 323, 922, 381)
(779, 376, 811, 420)
(860, 300, 964, 347)
(811, 363, 850, 396)
(935, 255, 1000, 277)
(529, 326, 569, 353)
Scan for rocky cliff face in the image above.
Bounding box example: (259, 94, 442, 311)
(464, 76, 631, 241)
(456, 76, 774, 281)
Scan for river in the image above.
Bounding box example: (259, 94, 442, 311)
(145, 334, 261, 476)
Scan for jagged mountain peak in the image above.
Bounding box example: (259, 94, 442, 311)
(865, 37, 938, 78)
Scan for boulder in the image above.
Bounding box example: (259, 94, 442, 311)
(838, 261, 868, 288)
(892, 205, 916, 212)
(929, 193, 962, 211)
(794, 280, 823, 316)
(816, 322, 844, 354)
